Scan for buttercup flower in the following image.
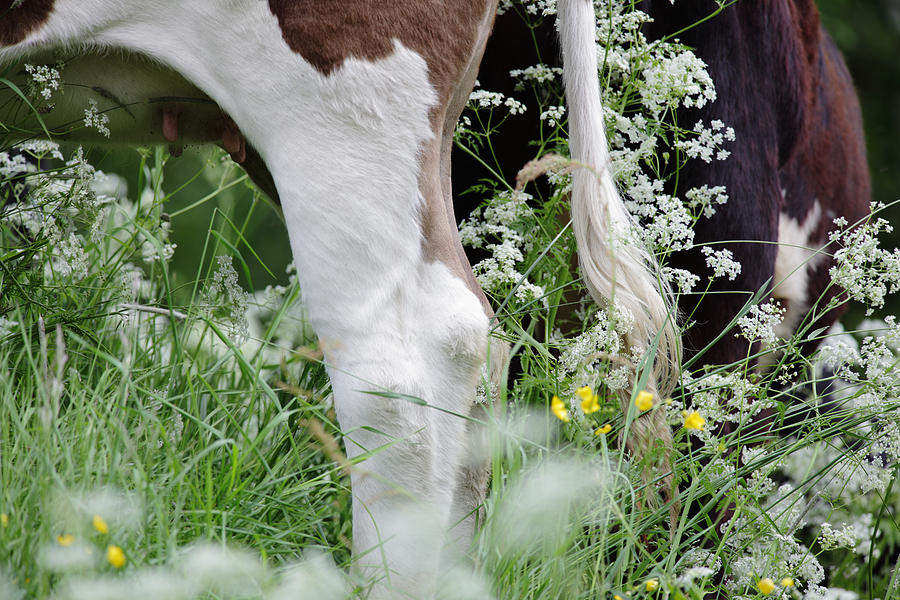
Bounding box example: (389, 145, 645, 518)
(635, 390, 654, 411)
(578, 385, 601, 414)
(57, 534, 75, 546)
(93, 514, 109, 535)
(683, 411, 706, 430)
(551, 395, 570, 423)
(645, 578, 659, 592)
(757, 578, 775, 595)
(106, 544, 126, 568)
(781, 578, 794, 587)
(595, 423, 613, 435)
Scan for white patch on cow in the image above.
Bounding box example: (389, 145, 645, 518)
(2, 2, 491, 595)
(773, 201, 824, 340)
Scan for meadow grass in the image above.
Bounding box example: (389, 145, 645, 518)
(2, 1, 900, 598)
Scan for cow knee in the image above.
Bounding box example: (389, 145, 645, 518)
(420, 262, 490, 372)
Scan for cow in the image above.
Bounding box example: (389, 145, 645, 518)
(0, 0, 677, 595)
(458, 0, 870, 385)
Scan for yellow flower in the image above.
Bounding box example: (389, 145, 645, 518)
(0, 513, 8, 528)
(635, 390, 654, 411)
(106, 544, 126, 568)
(781, 578, 794, 588)
(551, 396, 570, 423)
(614, 595, 624, 600)
(683, 411, 706, 430)
(57, 534, 75, 547)
(757, 578, 776, 595)
(645, 579, 659, 592)
(578, 386, 600, 414)
(92, 514, 109, 535)
(595, 423, 612, 435)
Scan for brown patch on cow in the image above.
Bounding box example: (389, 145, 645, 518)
(266, 1, 488, 100)
(0, 0, 55, 46)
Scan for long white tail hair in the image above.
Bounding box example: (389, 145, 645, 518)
(557, 0, 680, 467)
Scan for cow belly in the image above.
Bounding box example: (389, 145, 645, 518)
(1, 51, 223, 146)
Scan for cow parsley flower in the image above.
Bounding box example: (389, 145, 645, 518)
(204, 255, 251, 343)
(662, 267, 700, 294)
(24, 63, 60, 100)
(510, 64, 563, 87)
(736, 300, 785, 346)
(676, 120, 735, 163)
(557, 302, 635, 378)
(640, 49, 717, 115)
(540, 105, 566, 126)
(818, 522, 858, 551)
(459, 191, 544, 301)
(685, 184, 729, 218)
(701, 246, 741, 280)
(468, 89, 527, 115)
(84, 99, 111, 138)
(829, 215, 900, 314)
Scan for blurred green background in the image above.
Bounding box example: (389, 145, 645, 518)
(82, 0, 900, 312)
(819, 0, 900, 224)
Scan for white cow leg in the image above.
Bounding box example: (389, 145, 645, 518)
(241, 52, 490, 598)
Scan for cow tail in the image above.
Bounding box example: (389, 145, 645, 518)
(558, 0, 680, 485)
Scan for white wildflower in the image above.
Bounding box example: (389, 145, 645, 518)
(468, 89, 506, 109)
(829, 215, 900, 314)
(204, 255, 251, 342)
(701, 246, 742, 280)
(84, 99, 111, 138)
(504, 96, 527, 115)
(510, 64, 563, 86)
(24, 63, 60, 100)
(663, 267, 700, 294)
(677, 567, 715, 586)
(539, 105, 566, 127)
(676, 119, 736, 163)
(460, 191, 544, 302)
(736, 300, 785, 346)
(685, 184, 729, 218)
(640, 49, 717, 115)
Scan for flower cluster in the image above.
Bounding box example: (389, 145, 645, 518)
(459, 191, 546, 301)
(203, 255, 251, 343)
(701, 246, 742, 280)
(828, 213, 900, 314)
(467, 89, 527, 115)
(24, 62, 61, 101)
(736, 300, 786, 346)
(675, 119, 736, 163)
(83, 99, 111, 138)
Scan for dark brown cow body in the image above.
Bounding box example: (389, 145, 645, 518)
(0, 0, 54, 45)
(643, 0, 870, 365)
